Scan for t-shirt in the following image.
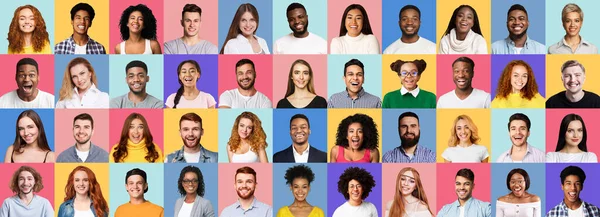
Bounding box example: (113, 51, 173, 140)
(332, 201, 378, 217)
(74, 44, 87, 54)
(568, 203, 584, 217)
(0, 90, 55, 108)
(442, 144, 489, 163)
(383, 37, 436, 54)
(164, 38, 218, 54)
(114, 201, 164, 217)
(165, 91, 216, 108)
(8, 41, 52, 54)
(0, 195, 53, 217)
(74, 209, 94, 217)
(184, 151, 201, 163)
(276, 96, 327, 108)
(273, 32, 327, 54)
(546, 90, 600, 108)
(219, 89, 272, 108)
(110, 94, 164, 109)
(437, 88, 491, 108)
(177, 202, 193, 217)
(76, 149, 89, 163)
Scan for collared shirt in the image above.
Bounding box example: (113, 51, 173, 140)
(382, 145, 436, 163)
(400, 86, 420, 97)
(56, 142, 109, 163)
(548, 37, 598, 54)
(54, 35, 106, 54)
(165, 145, 218, 163)
(328, 88, 382, 108)
(292, 143, 310, 163)
(496, 144, 545, 163)
(438, 197, 491, 217)
(547, 200, 600, 217)
(56, 84, 109, 108)
(57, 198, 106, 217)
(491, 36, 546, 54)
(220, 197, 272, 217)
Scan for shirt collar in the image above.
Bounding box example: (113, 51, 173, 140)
(174, 144, 210, 161)
(507, 143, 531, 156)
(400, 86, 420, 97)
(560, 36, 591, 47)
(292, 144, 310, 155)
(346, 87, 366, 98)
(399, 145, 420, 156)
(558, 200, 587, 212)
(453, 197, 474, 207)
(73, 83, 100, 95)
(505, 35, 534, 48)
(235, 197, 258, 210)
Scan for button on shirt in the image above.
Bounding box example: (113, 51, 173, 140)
(56, 84, 110, 108)
(328, 88, 382, 108)
(220, 198, 272, 217)
(292, 144, 310, 163)
(437, 197, 491, 217)
(491, 36, 546, 54)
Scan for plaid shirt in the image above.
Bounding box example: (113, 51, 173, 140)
(54, 35, 106, 54)
(546, 200, 600, 217)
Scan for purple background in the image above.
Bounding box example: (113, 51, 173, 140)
(491, 55, 546, 99)
(327, 163, 382, 217)
(545, 163, 600, 213)
(162, 55, 220, 105)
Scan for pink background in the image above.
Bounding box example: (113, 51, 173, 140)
(217, 163, 273, 215)
(218, 55, 274, 102)
(327, 0, 382, 53)
(162, 0, 219, 46)
(109, 0, 164, 54)
(545, 109, 600, 155)
(435, 163, 491, 212)
(382, 164, 437, 214)
(54, 109, 110, 156)
(436, 55, 491, 100)
(0, 55, 54, 95)
(272, 55, 328, 107)
(0, 164, 55, 207)
(108, 109, 165, 152)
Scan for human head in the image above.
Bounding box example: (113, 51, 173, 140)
(290, 114, 311, 146)
(15, 58, 40, 100)
(507, 113, 531, 147)
(220, 3, 259, 54)
(560, 166, 586, 203)
(125, 60, 149, 95)
(448, 115, 480, 147)
(118, 4, 157, 40)
(398, 5, 421, 38)
(70, 3, 95, 36)
(556, 113, 587, 152)
(335, 113, 379, 151)
(443, 5, 483, 38)
(561, 3, 583, 37)
(506, 4, 528, 38)
(235, 59, 256, 91)
(177, 165, 205, 197)
(10, 166, 43, 196)
(113, 113, 158, 163)
(398, 112, 420, 149)
(285, 59, 316, 98)
(337, 167, 375, 202)
(8, 5, 49, 53)
(455, 168, 475, 201)
(179, 112, 203, 150)
(339, 4, 373, 37)
(13, 109, 50, 152)
(125, 168, 148, 201)
(235, 166, 257, 200)
(389, 167, 432, 217)
(180, 4, 202, 37)
(59, 57, 99, 101)
(452, 57, 475, 91)
(560, 60, 585, 95)
(496, 60, 539, 100)
(505, 168, 530, 197)
(227, 112, 267, 153)
(390, 59, 427, 91)
(285, 165, 315, 202)
(73, 113, 95, 145)
(286, 3, 308, 37)
(64, 166, 107, 217)
(173, 60, 201, 109)
(343, 59, 365, 96)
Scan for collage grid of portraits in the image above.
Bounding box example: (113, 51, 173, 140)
(1, 0, 600, 217)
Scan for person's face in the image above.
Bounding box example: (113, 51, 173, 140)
(565, 120, 583, 148)
(235, 173, 256, 200)
(72, 10, 91, 35)
(179, 120, 203, 149)
(347, 179, 363, 203)
(236, 63, 256, 90)
(455, 7, 475, 34)
(562, 12, 582, 37)
(561, 66, 585, 94)
(73, 119, 93, 145)
(346, 122, 364, 150)
(399, 117, 420, 148)
(18, 171, 35, 195)
(399, 62, 421, 91)
(344, 65, 364, 95)
(345, 9, 363, 37)
(18, 8, 35, 34)
(74, 170, 90, 196)
(70, 64, 93, 92)
(455, 176, 474, 201)
(399, 171, 417, 196)
(182, 172, 199, 195)
(290, 178, 310, 202)
(455, 119, 472, 144)
(290, 118, 310, 145)
(16, 64, 39, 97)
(452, 61, 474, 91)
(239, 11, 257, 37)
(399, 9, 421, 37)
(182, 12, 201, 37)
(291, 63, 310, 90)
(561, 175, 582, 203)
(238, 118, 254, 140)
(128, 118, 145, 144)
(510, 65, 528, 93)
(179, 62, 200, 88)
(125, 175, 147, 199)
(509, 173, 526, 197)
(507, 9, 528, 37)
(126, 67, 148, 94)
(287, 8, 308, 36)
(128, 11, 144, 33)
(18, 117, 39, 145)
(509, 120, 529, 147)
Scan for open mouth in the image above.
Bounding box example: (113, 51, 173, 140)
(77, 25, 85, 30)
(22, 84, 33, 92)
(511, 25, 523, 31)
(294, 24, 304, 30)
(457, 190, 467, 197)
(512, 135, 523, 142)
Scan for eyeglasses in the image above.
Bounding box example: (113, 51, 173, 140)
(400, 71, 419, 77)
(182, 179, 199, 185)
(510, 180, 525, 185)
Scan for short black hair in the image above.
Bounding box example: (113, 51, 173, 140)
(344, 59, 364, 76)
(506, 168, 530, 191)
(177, 166, 205, 197)
(71, 3, 96, 22)
(73, 113, 94, 129)
(125, 168, 148, 193)
(507, 4, 528, 17)
(181, 3, 202, 18)
(456, 168, 475, 183)
(290, 114, 310, 129)
(284, 165, 315, 185)
(452, 56, 475, 72)
(560, 166, 586, 185)
(286, 2, 306, 14)
(399, 5, 421, 20)
(16, 58, 39, 74)
(398, 112, 419, 127)
(235, 59, 255, 72)
(507, 113, 531, 131)
(126, 60, 148, 74)
(337, 167, 376, 200)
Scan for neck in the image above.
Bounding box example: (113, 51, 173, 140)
(293, 143, 309, 153)
(564, 35, 581, 45)
(455, 31, 468, 41)
(292, 199, 310, 206)
(511, 143, 527, 153)
(562, 145, 582, 153)
(76, 142, 91, 152)
(403, 194, 418, 203)
(130, 197, 145, 205)
(244, 34, 255, 41)
(183, 86, 199, 96)
(238, 87, 257, 97)
(181, 35, 200, 45)
(458, 197, 470, 207)
(402, 145, 417, 155)
(26, 142, 39, 149)
(458, 142, 472, 147)
(18, 192, 34, 203)
(239, 196, 255, 209)
(184, 193, 196, 203)
(347, 88, 360, 99)
(17, 89, 38, 102)
(564, 198, 582, 210)
(293, 31, 309, 38)
(565, 90, 585, 102)
(348, 199, 363, 206)
(454, 87, 474, 99)
(401, 34, 419, 44)
(183, 144, 201, 153)
(509, 33, 527, 47)
(23, 34, 32, 46)
(128, 91, 148, 103)
(72, 33, 89, 46)
(75, 193, 90, 202)
(77, 87, 90, 96)
(291, 88, 311, 97)
(128, 33, 143, 42)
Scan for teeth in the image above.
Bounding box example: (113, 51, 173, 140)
(78, 25, 85, 29)
(133, 84, 140, 88)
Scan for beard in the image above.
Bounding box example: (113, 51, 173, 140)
(237, 79, 255, 90)
(236, 187, 255, 199)
(291, 21, 309, 36)
(75, 136, 91, 145)
(509, 28, 527, 40)
(400, 26, 419, 38)
(400, 132, 420, 149)
(182, 136, 200, 149)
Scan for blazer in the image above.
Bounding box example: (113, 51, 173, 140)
(273, 145, 327, 163)
(174, 195, 215, 217)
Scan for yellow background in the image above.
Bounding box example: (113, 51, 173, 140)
(54, 163, 110, 217)
(545, 54, 600, 97)
(54, 0, 110, 50)
(327, 109, 383, 162)
(382, 54, 437, 96)
(163, 109, 219, 156)
(436, 109, 491, 162)
(436, 0, 491, 53)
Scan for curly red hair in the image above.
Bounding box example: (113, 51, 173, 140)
(495, 60, 539, 100)
(64, 166, 108, 217)
(7, 5, 49, 53)
(227, 111, 268, 153)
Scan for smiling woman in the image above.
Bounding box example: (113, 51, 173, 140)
(115, 4, 162, 54)
(442, 114, 489, 163)
(220, 3, 270, 54)
(7, 5, 51, 54)
(382, 59, 436, 108)
(330, 4, 380, 54)
(277, 59, 327, 109)
(439, 5, 487, 54)
(57, 166, 109, 217)
(56, 57, 109, 109)
(491, 60, 545, 108)
(495, 168, 541, 217)
(277, 165, 325, 217)
(4, 109, 54, 163)
(110, 113, 163, 163)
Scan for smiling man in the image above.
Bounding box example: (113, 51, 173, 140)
(164, 4, 218, 54)
(165, 113, 218, 163)
(56, 113, 109, 163)
(115, 168, 164, 217)
(328, 59, 381, 108)
(55, 3, 106, 54)
(273, 3, 327, 54)
(110, 60, 163, 108)
(496, 113, 545, 163)
(547, 166, 600, 217)
(220, 166, 272, 217)
(492, 4, 545, 54)
(437, 56, 491, 108)
(546, 60, 600, 108)
(382, 112, 436, 163)
(0, 58, 54, 108)
(438, 168, 491, 217)
(0, 166, 53, 217)
(273, 114, 327, 163)
(219, 59, 272, 108)
(384, 5, 436, 54)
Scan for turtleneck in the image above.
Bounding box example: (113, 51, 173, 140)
(109, 138, 163, 163)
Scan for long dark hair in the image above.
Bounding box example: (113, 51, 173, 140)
(442, 5, 483, 38)
(118, 4, 158, 40)
(556, 114, 587, 152)
(220, 3, 260, 54)
(12, 110, 51, 153)
(284, 59, 316, 98)
(339, 4, 373, 36)
(173, 60, 201, 108)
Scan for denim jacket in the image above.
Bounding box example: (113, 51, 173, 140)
(57, 198, 107, 217)
(166, 145, 218, 163)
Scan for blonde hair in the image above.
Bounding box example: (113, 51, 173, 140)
(562, 3, 583, 22)
(58, 57, 99, 101)
(448, 115, 480, 147)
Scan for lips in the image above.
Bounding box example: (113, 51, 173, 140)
(132, 83, 141, 89)
(77, 25, 85, 30)
(294, 24, 304, 30)
(457, 190, 467, 197)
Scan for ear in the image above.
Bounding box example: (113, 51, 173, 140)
(398, 20, 401, 27)
(200, 129, 204, 136)
(180, 19, 184, 27)
(308, 129, 311, 135)
(146, 75, 150, 82)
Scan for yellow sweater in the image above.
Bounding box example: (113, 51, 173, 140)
(277, 206, 325, 217)
(109, 139, 163, 163)
(491, 92, 545, 108)
(114, 201, 164, 217)
(8, 41, 51, 54)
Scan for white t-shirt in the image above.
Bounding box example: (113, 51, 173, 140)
(219, 89, 272, 108)
(437, 88, 491, 108)
(273, 32, 327, 54)
(223, 34, 270, 54)
(165, 91, 217, 108)
(76, 149, 90, 162)
(332, 201, 378, 217)
(442, 144, 489, 163)
(459, 206, 465, 217)
(383, 36, 436, 54)
(568, 203, 584, 217)
(0, 90, 55, 108)
(74, 209, 95, 217)
(546, 152, 598, 163)
(177, 201, 194, 217)
(184, 151, 201, 163)
(75, 44, 87, 54)
(330, 33, 380, 54)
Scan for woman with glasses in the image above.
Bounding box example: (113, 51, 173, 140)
(382, 59, 436, 108)
(173, 165, 215, 217)
(496, 168, 541, 217)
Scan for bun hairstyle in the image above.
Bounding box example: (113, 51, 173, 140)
(390, 59, 427, 76)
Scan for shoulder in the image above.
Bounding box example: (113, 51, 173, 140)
(364, 34, 378, 41)
(164, 38, 179, 46)
(420, 89, 436, 97)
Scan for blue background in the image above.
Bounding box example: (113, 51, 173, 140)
(53, 55, 110, 103)
(327, 54, 383, 99)
(273, 163, 328, 216)
(218, 0, 273, 53)
(0, 109, 55, 160)
(272, 109, 328, 156)
(109, 163, 165, 217)
(163, 163, 218, 217)
(491, 0, 546, 44)
(491, 109, 546, 162)
(271, 0, 328, 46)
(0, 0, 55, 53)
(382, 0, 437, 51)
(109, 55, 164, 101)
(381, 109, 437, 158)
(491, 163, 546, 215)
(218, 109, 273, 163)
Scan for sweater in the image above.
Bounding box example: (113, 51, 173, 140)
(382, 89, 436, 108)
(491, 93, 545, 108)
(109, 139, 163, 163)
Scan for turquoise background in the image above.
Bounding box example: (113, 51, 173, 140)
(218, 109, 274, 163)
(0, 0, 55, 54)
(491, 109, 546, 162)
(272, 0, 328, 47)
(326, 55, 383, 99)
(109, 163, 165, 217)
(545, 0, 600, 51)
(108, 55, 164, 100)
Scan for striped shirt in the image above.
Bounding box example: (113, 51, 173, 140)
(328, 88, 381, 108)
(382, 145, 436, 163)
(54, 35, 106, 54)
(496, 144, 546, 163)
(546, 200, 600, 217)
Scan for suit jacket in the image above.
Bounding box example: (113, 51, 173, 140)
(273, 145, 327, 163)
